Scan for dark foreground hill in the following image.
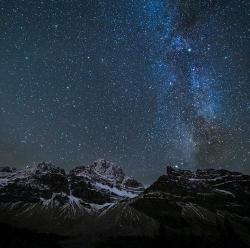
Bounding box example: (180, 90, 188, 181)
(0, 161, 249, 248)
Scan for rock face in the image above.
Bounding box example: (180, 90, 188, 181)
(0, 160, 144, 218)
(69, 159, 144, 200)
(0, 162, 69, 203)
(0, 164, 250, 248)
(72, 159, 125, 184)
(136, 166, 250, 220)
(126, 166, 250, 248)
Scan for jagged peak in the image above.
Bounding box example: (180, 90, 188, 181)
(165, 165, 243, 179)
(71, 159, 125, 184)
(0, 160, 144, 209)
(91, 159, 125, 182)
(24, 162, 66, 175)
(69, 159, 144, 199)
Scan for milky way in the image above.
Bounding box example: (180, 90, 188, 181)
(0, 0, 249, 183)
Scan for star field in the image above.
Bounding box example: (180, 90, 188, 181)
(0, 0, 249, 183)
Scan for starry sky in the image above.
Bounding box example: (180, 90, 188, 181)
(0, 0, 249, 183)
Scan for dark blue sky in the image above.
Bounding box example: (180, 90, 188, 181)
(0, 0, 249, 183)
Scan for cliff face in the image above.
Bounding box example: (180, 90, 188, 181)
(127, 166, 250, 248)
(0, 160, 143, 217)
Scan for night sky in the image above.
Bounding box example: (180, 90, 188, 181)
(0, 0, 249, 183)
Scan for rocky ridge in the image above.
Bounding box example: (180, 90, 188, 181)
(0, 160, 144, 220)
(126, 166, 250, 248)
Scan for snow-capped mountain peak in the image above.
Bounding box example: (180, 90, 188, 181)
(0, 160, 144, 219)
(71, 159, 125, 184)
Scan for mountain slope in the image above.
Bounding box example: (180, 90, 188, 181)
(120, 166, 250, 248)
(0, 160, 144, 235)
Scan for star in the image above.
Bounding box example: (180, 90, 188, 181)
(0, 0, 248, 183)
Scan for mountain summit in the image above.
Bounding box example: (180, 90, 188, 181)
(0, 160, 143, 216)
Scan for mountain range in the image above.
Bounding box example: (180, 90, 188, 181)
(0, 159, 249, 248)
